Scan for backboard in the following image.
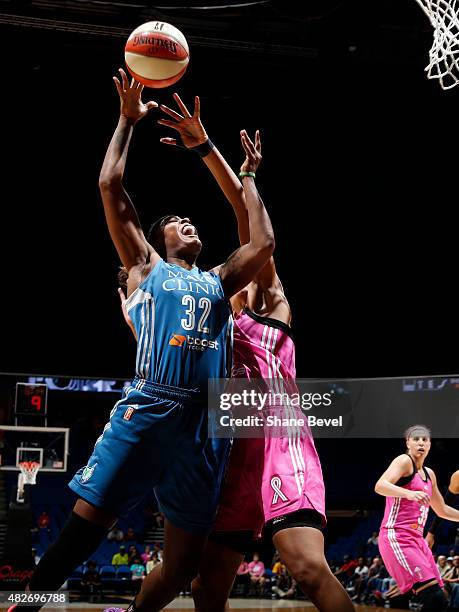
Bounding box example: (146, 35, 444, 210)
(0, 425, 69, 472)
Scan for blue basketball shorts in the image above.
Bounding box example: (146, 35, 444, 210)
(69, 378, 231, 534)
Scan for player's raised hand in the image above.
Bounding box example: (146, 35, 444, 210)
(240, 130, 262, 174)
(158, 93, 208, 148)
(113, 68, 158, 124)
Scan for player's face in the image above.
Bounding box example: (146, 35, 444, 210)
(406, 433, 431, 458)
(163, 216, 202, 256)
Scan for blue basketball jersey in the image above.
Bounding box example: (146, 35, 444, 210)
(125, 259, 232, 391)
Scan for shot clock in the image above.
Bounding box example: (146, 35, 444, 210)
(15, 383, 48, 417)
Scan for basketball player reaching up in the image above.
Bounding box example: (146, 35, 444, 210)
(13, 69, 274, 612)
(375, 425, 459, 611)
(426, 469, 459, 549)
(126, 92, 355, 611)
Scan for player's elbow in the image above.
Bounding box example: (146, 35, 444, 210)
(374, 480, 383, 495)
(99, 173, 123, 190)
(256, 235, 275, 258)
(436, 505, 449, 520)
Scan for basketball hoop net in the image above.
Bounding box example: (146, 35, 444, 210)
(414, 0, 459, 89)
(17, 461, 40, 503)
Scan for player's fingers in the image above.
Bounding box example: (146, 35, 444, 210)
(119, 68, 129, 90)
(173, 92, 192, 117)
(160, 104, 184, 121)
(157, 119, 180, 130)
(255, 129, 261, 153)
(240, 138, 251, 158)
(146, 101, 158, 110)
(242, 131, 257, 155)
(118, 287, 126, 302)
(193, 96, 200, 118)
(241, 131, 256, 157)
(113, 76, 122, 95)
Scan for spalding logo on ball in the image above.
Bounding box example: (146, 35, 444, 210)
(125, 21, 189, 88)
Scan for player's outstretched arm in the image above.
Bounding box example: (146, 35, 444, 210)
(158, 95, 284, 294)
(216, 130, 275, 298)
(99, 68, 158, 271)
(374, 455, 430, 503)
(158, 93, 250, 246)
(427, 468, 459, 522)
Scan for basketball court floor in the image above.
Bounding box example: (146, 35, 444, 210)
(0, 599, 405, 611)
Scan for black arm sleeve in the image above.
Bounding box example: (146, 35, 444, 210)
(428, 488, 459, 535)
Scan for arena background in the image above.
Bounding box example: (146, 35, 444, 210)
(0, 0, 457, 379)
(0, 1, 457, 609)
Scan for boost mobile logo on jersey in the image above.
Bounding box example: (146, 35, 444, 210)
(169, 334, 186, 346)
(169, 333, 219, 351)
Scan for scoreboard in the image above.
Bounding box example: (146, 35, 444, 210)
(14, 383, 48, 416)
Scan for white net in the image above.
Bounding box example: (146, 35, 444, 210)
(414, 0, 459, 89)
(17, 461, 40, 503)
(18, 461, 40, 485)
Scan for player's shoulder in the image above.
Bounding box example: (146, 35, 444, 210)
(425, 466, 437, 482)
(394, 453, 412, 465)
(392, 454, 414, 472)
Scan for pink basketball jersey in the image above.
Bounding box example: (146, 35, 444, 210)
(214, 309, 325, 533)
(232, 308, 296, 380)
(378, 457, 442, 592)
(381, 459, 432, 535)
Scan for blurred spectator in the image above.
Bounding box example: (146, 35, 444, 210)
(352, 556, 369, 602)
(272, 566, 297, 600)
(153, 512, 165, 528)
(368, 556, 384, 579)
(128, 545, 141, 565)
(437, 555, 451, 579)
(130, 556, 146, 592)
(152, 543, 163, 562)
(125, 527, 137, 542)
(272, 558, 286, 575)
(235, 561, 250, 596)
(37, 511, 51, 532)
(334, 555, 358, 586)
(107, 526, 124, 542)
(141, 545, 152, 564)
(80, 560, 101, 602)
(248, 553, 265, 595)
(367, 531, 379, 547)
(146, 552, 161, 574)
(362, 557, 390, 603)
(354, 556, 369, 578)
(112, 545, 129, 565)
(444, 555, 459, 588)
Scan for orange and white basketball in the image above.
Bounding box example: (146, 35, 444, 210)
(124, 21, 189, 88)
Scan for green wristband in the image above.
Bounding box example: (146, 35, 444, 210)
(239, 171, 256, 179)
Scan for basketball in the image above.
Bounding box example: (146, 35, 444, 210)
(124, 21, 189, 88)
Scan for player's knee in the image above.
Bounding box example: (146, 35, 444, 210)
(288, 557, 326, 591)
(414, 584, 447, 611)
